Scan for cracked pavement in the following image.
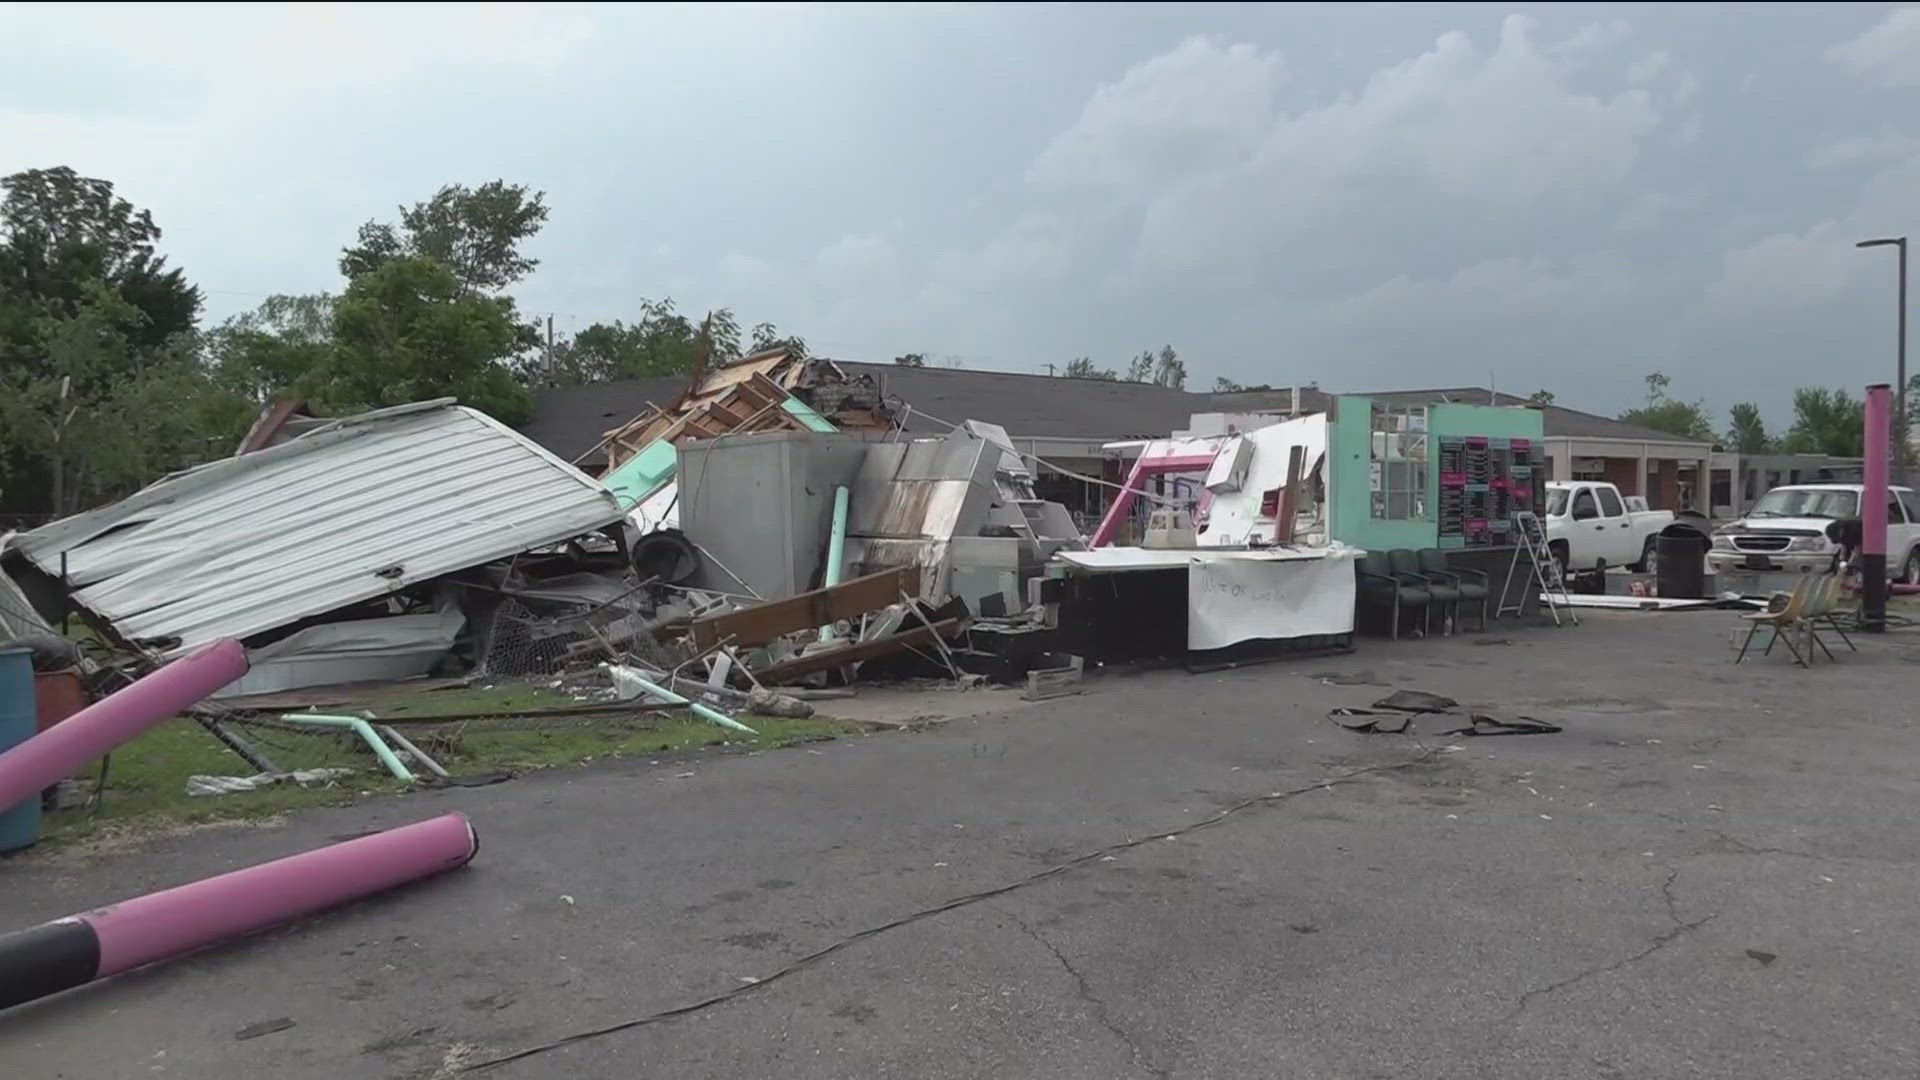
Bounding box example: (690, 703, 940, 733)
(3, 612, 1918, 1079)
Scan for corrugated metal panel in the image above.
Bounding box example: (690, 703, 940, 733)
(8, 402, 624, 656)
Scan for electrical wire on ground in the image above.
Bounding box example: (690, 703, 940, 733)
(458, 748, 1437, 1072)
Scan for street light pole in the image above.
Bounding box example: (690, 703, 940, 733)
(1856, 237, 1908, 480)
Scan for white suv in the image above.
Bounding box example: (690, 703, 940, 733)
(1709, 484, 1920, 581)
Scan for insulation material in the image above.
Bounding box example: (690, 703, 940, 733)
(210, 601, 467, 700)
(1186, 548, 1359, 650)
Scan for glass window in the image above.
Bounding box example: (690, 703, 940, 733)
(1368, 402, 1429, 521)
(1572, 489, 1599, 520)
(1596, 487, 1625, 517)
(1900, 490, 1920, 522)
(1546, 488, 1569, 516)
(1749, 488, 1859, 519)
(1890, 494, 1907, 524)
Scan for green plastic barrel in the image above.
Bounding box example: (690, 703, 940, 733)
(0, 645, 40, 853)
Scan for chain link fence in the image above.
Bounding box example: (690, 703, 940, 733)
(6, 581, 838, 836)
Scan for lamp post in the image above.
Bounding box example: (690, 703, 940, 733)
(1856, 237, 1907, 480)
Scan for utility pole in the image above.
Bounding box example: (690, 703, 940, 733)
(1856, 237, 1907, 483)
(545, 314, 555, 383)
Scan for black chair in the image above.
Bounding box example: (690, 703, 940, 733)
(1392, 549, 1455, 635)
(1417, 548, 1490, 632)
(1357, 550, 1430, 640)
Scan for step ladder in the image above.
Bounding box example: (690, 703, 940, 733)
(1498, 511, 1577, 626)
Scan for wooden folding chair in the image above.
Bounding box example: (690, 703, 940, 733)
(1735, 575, 1814, 666)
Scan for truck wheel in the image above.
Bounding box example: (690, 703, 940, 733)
(1633, 537, 1657, 574)
(1548, 542, 1569, 582)
(1903, 548, 1920, 585)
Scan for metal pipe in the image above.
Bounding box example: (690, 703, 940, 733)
(820, 485, 850, 642)
(1862, 383, 1892, 632)
(278, 714, 414, 782)
(1857, 237, 1908, 483)
(377, 725, 449, 780)
(0, 813, 477, 1010)
(606, 665, 757, 735)
(0, 640, 248, 813)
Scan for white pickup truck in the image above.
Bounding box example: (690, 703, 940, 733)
(1543, 480, 1675, 574)
(1708, 483, 1920, 582)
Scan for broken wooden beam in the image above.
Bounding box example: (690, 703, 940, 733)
(751, 616, 963, 684)
(688, 566, 921, 650)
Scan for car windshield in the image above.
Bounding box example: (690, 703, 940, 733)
(1749, 489, 1858, 519)
(1546, 489, 1569, 516)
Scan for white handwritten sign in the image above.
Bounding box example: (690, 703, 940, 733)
(1187, 552, 1357, 650)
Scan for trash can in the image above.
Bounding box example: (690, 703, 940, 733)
(1655, 522, 1710, 599)
(0, 645, 40, 853)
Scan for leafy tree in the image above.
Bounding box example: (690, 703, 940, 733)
(1619, 371, 1715, 443)
(1062, 356, 1117, 380)
(0, 169, 231, 514)
(339, 180, 548, 293)
(1214, 376, 1243, 392)
(206, 293, 337, 403)
(1125, 349, 1156, 383)
(544, 299, 724, 384)
(1780, 387, 1864, 457)
(316, 256, 532, 423)
(1, 166, 202, 371)
(893, 352, 926, 367)
(748, 321, 807, 360)
(1153, 345, 1185, 389)
(1527, 389, 1556, 407)
(0, 285, 247, 514)
(1725, 402, 1772, 455)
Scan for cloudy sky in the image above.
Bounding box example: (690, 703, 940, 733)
(3, 3, 1917, 426)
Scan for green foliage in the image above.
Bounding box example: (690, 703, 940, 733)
(1780, 387, 1864, 457)
(318, 256, 532, 423)
(1725, 402, 1772, 454)
(206, 293, 337, 403)
(1067, 347, 1184, 387)
(893, 352, 926, 367)
(1618, 371, 1715, 443)
(748, 321, 807, 360)
(546, 299, 715, 384)
(1152, 345, 1185, 389)
(1212, 377, 1277, 393)
(340, 180, 548, 292)
(0, 286, 248, 514)
(0, 169, 237, 515)
(1062, 356, 1117, 380)
(1527, 389, 1555, 406)
(0, 166, 202, 370)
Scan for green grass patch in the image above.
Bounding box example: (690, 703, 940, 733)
(39, 712, 858, 846)
(373, 682, 586, 718)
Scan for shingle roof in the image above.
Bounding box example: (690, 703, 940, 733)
(518, 376, 692, 463)
(1354, 386, 1715, 447)
(832, 362, 1207, 439)
(520, 363, 1210, 458)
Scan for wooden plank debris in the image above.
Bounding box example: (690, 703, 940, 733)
(688, 566, 920, 650)
(752, 617, 964, 684)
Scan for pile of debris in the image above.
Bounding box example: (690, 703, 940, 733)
(0, 354, 1095, 706)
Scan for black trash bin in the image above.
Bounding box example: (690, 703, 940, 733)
(1655, 521, 1709, 598)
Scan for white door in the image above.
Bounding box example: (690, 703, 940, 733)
(1892, 490, 1920, 580)
(1593, 485, 1638, 565)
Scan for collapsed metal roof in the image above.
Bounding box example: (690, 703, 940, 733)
(4, 400, 625, 656)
